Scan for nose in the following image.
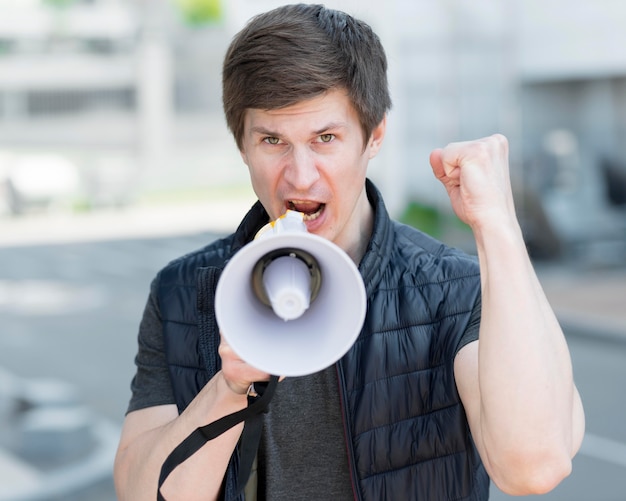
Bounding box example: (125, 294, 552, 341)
(283, 147, 320, 191)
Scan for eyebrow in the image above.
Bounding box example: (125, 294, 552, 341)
(249, 122, 348, 137)
(249, 126, 277, 137)
(314, 121, 348, 135)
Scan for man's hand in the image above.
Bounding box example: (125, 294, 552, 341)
(115, 337, 270, 501)
(218, 335, 272, 395)
(429, 134, 516, 230)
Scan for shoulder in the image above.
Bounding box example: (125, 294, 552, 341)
(156, 234, 236, 287)
(391, 221, 480, 280)
(154, 201, 267, 287)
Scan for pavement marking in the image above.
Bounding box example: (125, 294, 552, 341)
(580, 432, 626, 468)
(0, 419, 119, 501)
(0, 448, 42, 493)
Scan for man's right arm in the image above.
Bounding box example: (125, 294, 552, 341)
(114, 370, 248, 501)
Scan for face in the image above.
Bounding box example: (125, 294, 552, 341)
(239, 89, 386, 262)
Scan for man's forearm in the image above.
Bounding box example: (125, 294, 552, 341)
(115, 372, 248, 501)
(474, 218, 584, 490)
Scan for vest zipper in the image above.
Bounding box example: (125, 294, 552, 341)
(335, 362, 362, 501)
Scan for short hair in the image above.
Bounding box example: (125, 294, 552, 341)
(222, 3, 392, 150)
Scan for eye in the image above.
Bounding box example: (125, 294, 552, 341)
(319, 133, 335, 143)
(263, 136, 281, 145)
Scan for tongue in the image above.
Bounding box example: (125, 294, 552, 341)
(291, 202, 321, 215)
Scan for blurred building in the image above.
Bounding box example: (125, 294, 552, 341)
(515, 1, 626, 261)
(1, 0, 625, 261)
(377, 0, 626, 262)
(0, 0, 141, 212)
(0, 0, 137, 140)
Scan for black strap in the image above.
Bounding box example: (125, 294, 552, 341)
(157, 375, 279, 501)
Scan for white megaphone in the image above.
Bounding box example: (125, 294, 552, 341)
(215, 211, 366, 377)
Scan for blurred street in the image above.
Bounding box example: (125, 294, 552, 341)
(0, 204, 625, 500)
(0, 200, 251, 501)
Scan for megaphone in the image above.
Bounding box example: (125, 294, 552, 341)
(215, 211, 366, 377)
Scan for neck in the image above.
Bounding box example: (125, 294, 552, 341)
(346, 191, 374, 265)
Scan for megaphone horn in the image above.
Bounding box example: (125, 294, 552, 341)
(215, 212, 366, 377)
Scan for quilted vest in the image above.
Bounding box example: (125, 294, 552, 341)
(156, 180, 490, 500)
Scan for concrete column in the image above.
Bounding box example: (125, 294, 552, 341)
(136, 6, 173, 185)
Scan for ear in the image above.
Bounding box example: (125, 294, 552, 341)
(239, 148, 249, 166)
(368, 115, 387, 159)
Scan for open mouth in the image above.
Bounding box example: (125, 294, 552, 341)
(288, 200, 325, 221)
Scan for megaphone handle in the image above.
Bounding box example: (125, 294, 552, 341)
(157, 375, 279, 501)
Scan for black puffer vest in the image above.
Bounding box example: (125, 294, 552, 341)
(156, 180, 490, 500)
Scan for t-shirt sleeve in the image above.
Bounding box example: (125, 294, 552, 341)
(456, 292, 481, 355)
(126, 277, 176, 414)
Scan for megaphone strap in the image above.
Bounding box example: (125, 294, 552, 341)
(157, 375, 279, 501)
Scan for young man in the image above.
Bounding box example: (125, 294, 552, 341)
(114, 4, 585, 500)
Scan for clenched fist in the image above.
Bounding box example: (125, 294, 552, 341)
(429, 134, 517, 231)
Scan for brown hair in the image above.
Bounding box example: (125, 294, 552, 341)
(222, 3, 392, 150)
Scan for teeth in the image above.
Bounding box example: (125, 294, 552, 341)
(302, 207, 323, 221)
(288, 201, 323, 221)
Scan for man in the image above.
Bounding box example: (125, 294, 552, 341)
(114, 4, 585, 500)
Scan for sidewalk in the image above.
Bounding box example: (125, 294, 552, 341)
(2, 199, 625, 341)
(0, 193, 257, 247)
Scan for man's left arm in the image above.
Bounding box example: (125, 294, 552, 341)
(430, 134, 585, 496)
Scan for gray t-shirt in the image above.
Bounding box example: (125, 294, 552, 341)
(127, 279, 176, 413)
(257, 367, 353, 499)
(127, 280, 481, 499)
